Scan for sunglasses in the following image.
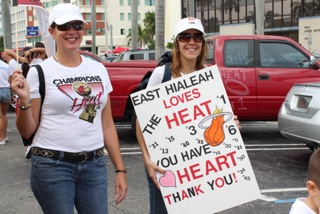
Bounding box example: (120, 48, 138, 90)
(178, 33, 204, 43)
(55, 21, 84, 31)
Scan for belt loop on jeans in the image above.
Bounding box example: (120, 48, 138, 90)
(59, 151, 64, 161)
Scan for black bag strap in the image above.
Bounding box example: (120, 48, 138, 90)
(161, 62, 172, 83)
(21, 65, 45, 146)
(33, 64, 45, 105)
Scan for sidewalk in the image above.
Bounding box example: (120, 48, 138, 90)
(0, 113, 149, 214)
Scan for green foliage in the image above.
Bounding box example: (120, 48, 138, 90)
(166, 42, 173, 49)
(0, 36, 4, 52)
(142, 11, 155, 49)
(125, 11, 156, 49)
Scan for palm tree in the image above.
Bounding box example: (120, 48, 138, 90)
(126, 24, 149, 48)
(265, 10, 275, 28)
(143, 11, 155, 48)
(221, 0, 240, 23)
(292, 1, 320, 18)
(144, 11, 155, 33)
(155, 0, 165, 60)
(245, 11, 255, 22)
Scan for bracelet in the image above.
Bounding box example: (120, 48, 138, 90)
(115, 169, 127, 173)
(19, 100, 32, 110)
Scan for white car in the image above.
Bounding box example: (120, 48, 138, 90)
(278, 82, 320, 150)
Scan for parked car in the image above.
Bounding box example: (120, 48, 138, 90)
(278, 82, 320, 150)
(79, 50, 108, 64)
(113, 49, 155, 62)
(104, 55, 118, 62)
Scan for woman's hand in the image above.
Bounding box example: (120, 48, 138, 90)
(114, 172, 128, 205)
(234, 115, 241, 129)
(145, 158, 166, 189)
(11, 70, 30, 102)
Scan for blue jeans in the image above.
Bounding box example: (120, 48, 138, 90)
(30, 155, 108, 214)
(0, 87, 11, 103)
(146, 169, 168, 214)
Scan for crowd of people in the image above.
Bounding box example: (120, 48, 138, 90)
(0, 42, 46, 145)
(0, 2, 317, 214)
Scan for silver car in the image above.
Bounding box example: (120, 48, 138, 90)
(278, 82, 320, 150)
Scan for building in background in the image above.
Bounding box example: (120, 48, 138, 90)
(184, 0, 320, 54)
(8, 0, 320, 55)
(9, 0, 156, 55)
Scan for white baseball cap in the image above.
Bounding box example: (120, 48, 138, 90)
(49, 3, 87, 26)
(174, 17, 205, 37)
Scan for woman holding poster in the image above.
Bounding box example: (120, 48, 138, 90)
(136, 17, 209, 214)
(136, 17, 240, 214)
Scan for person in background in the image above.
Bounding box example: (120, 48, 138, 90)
(24, 41, 47, 66)
(11, 3, 127, 213)
(136, 17, 240, 214)
(4, 47, 31, 72)
(0, 59, 11, 145)
(289, 149, 320, 214)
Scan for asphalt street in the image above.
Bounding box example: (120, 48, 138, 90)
(0, 112, 313, 214)
(0, 112, 149, 214)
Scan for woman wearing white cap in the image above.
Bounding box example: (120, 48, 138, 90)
(11, 3, 127, 213)
(136, 17, 241, 214)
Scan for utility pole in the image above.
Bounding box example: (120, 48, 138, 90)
(131, 0, 138, 50)
(2, 0, 12, 49)
(255, 0, 265, 35)
(104, 0, 108, 56)
(91, 0, 96, 53)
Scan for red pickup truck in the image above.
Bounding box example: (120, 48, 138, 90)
(98, 35, 320, 130)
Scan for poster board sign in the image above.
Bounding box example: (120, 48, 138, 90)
(131, 65, 261, 214)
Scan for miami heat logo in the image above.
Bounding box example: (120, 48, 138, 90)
(72, 82, 97, 123)
(73, 82, 92, 97)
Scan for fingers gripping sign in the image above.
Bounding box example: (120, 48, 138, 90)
(12, 69, 30, 100)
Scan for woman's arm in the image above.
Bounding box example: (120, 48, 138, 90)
(102, 96, 127, 204)
(11, 70, 39, 138)
(4, 49, 27, 63)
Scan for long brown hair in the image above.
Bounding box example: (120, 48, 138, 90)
(170, 37, 207, 78)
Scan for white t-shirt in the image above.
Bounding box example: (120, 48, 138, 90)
(30, 58, 43, 65)
(0, 60, 10, 88)
(289, 198, 316, 214)
(147, 64, 200, 87)
(27, 56, 112, 152)
(147, 65, 171, 87)
(8, 58, 21, 75)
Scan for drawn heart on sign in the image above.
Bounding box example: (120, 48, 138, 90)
(159, 170, 176, 187)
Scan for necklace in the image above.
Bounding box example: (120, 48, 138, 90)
(180, 69, 196, 75)
(54, 54, 82, 65)
(54, 55, 60, 63)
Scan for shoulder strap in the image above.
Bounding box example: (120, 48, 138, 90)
(32, 64, 45, 105)
(161, 62, 172, 83)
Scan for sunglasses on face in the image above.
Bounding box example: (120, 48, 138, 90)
(55, 21, 84, 31)
(178, 33, 204, 43)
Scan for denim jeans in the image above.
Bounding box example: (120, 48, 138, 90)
(30, 154, 108, 214)
(146, 170, 168, 214)
(0, 87, 11, 103)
